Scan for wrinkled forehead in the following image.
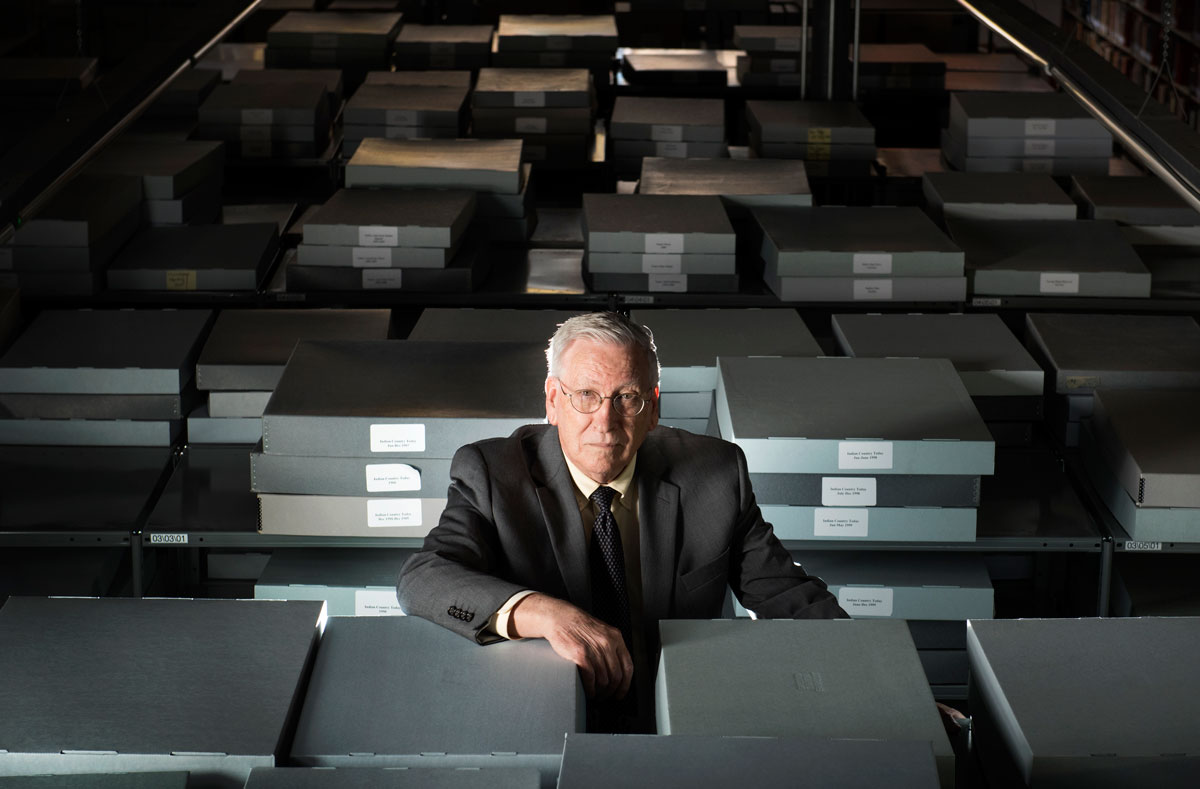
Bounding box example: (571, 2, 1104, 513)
(557, 337, 653, 388)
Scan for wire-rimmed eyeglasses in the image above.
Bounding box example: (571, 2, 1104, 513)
(558, 383, 651, 417)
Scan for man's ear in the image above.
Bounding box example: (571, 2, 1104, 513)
(545, 377, 559, 425)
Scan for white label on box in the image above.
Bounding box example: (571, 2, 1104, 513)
(813, 508, 869, 537)
(515, 116, 547, 134)
(386, 109, 418, 126)
(313, 33, 338, 49)
(241, 140, 271, 158)
(369, 423, 426, 452)
(776, 37, 801, 52)
(1025, 118, 1056, 136)
(649, 274, 687, 292)
(149, 533, 188, 544)
(358, 226, 399, 247)
(821, 477, 877, 507)
(366, 498, 422, 527)
(355, 588, 405, 616)
(837, 587, 894, 616)
(1039, 272, 1080, 294)
(1021, 158, 1053, 173)
(655, 141, 688, 157)
(838, 441, 893, 470)
(514, 91, 546, 108)
(770, 58, 798, 73)
(651, 124, 684, 142)
(546, 35, 570, 50)
(645, 233, 685, 254)
(241, 108, 273, 125)
(1125, 540, 1162, 551)
(362, 269, 402, 289)
(239, 124, 271, 142)
(352, 247, 392, 267)
(852, 253, 893, 274)
(365, 463, 422, 492)
(1024, 138, 1056, 156)
(0, 247, 12, 270)
(642, 254, 682, 274)
(853, 279, 893, 300)
(430, 41, 456, 55)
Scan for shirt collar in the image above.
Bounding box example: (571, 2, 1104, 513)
(563, 452, 637, 507)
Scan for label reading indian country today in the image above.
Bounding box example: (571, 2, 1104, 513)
(645, 233, 685, 254)
(1025, 118, 1056, 136)
(355, 588, 406, 616)
(1024, 138, 1056, 157)
(837, 587, 894, 617)
(359, 226, 399, 247)
(515, 117, 548, 134)
(241, 108, 273, 125)
(838, 441, 893, 470)
(514, 91, 546, 108)
(386, 109, 418, 127)
(353, 247, 392, 268)
(642, 254, 682, 274)
(1039, 272, 1080, 294)
(853, 279, 893, 300)
(813, 508, 869, 538)
(370, 423, 426, 453)
(367, 498, 422, 528)
(650, 124, 684, 142)
(852, 253, 893, 275)
(365, 463, 422, 492)
(821, 477, 877, 507)
(362, 270, 402, 289)
(649, 274, 687, 293)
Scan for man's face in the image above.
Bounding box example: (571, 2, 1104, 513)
(546, 338, 659, 484)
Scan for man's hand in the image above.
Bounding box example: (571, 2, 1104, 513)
(509, 592, 633, 700)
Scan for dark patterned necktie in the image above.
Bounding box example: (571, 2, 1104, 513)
(589, 486, 632, 647)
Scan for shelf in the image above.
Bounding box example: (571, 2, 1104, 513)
(1109, 0, 1200, 51)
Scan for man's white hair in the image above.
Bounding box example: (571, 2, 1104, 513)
(546, 312, 660, 389)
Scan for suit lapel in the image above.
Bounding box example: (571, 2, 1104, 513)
(637, 437, 680, 626)
(532, 426, 592, 609)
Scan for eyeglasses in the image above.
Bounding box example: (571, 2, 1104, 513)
(558, 383, 651, 417)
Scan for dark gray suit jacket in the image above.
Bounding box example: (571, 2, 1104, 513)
(397, 424, 846, 649)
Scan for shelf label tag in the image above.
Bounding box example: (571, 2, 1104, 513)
(838, 587, 893, 616)
(366, 499, 421, 527)
(839, 441, 893, 470)
(1039, 272, 1079, 294)
(814, 508, 869, 537)
(370, 424, 425, 453)
(821, 477, 877, 507)
(365, 463, 421, 492)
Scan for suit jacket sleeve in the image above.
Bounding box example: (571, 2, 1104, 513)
(396, 442, 528, 644)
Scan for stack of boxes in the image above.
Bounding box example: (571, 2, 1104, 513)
(1025, 313, 1200, 447)
(289, 188, 477, 292)
(264, 11, 402, 71)
(472, 68, 595, 168)
(493, 14, 618, 82)
(106, 223, 279, 293)
(619, 49, 730, 88)
(342, 80, 469, 156)
(943, 91, 1112, 174)
(143, 67, 220, 122)
(230, 68, 346, 119)
(89, 139, 226, 228)
(609, 96, 726, 180)
(833, 313, 1045, 446)
(189, 308, 392, 445)
(716, 355, 994, 543)
(195, 81, 333, 161)
(921, 172, 1077, 224)
(255, 340, 546, 537)
(0, 309, 212, 448)
(631, 308, 820, 435)
(733, 25, 805, 89)
(745, 101, 876, 176)
(0, 172, 142, 297)
(753, 206, 966, 301)
(344, 136, 535, 246)
(582, 194, 738, 294)
(393, 24, 493, 71)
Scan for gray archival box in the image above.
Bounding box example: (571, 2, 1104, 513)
(1071, 174, 1200, 226)
(301, 189, 476, 249)
(656, 619, 953, 787)
(289, 616, 583, 786)
(1090, 388, 1200, 508)
(949, 92, 1110, 139)
(89, 139, 224, 200)
(495, 14, 619, 51)
(745, 100, 875, 144)
(345, 138, 524, 193)
(343, 84, 467, 128)
(716, 356, 994, 474)
(254, 548, 415, 617)
(106, 223, 278, 291)
(473, 68, 592, 107)
(0, 309, 212, 394)
(244, 766, 541, 788)
(968, 617, 1200, 787)
(261, 340, 546, 457)
(921, 172, 1077, 222)
(637, 157, 813, 209)
(408, 308, 584, 344)
(1024, 313, 1200, 394)
(0, 597, 324, 786)
(609, 96, 725, 141)
(195, 308, 392, 391)
(251, 450, 453, 497)
(807, 551, 994, 620)
(582, 194, 736, 253)
(558, 733, 939, 789)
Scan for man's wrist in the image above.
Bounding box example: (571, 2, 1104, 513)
(493, 589, 538, 639)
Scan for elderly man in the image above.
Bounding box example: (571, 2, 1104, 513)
(397, 312, 846, 724)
